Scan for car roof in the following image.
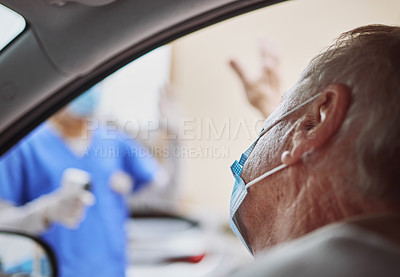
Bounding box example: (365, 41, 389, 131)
(0, 0, 284, 155)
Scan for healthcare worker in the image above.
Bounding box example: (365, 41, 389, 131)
(0, 85, 160, 277)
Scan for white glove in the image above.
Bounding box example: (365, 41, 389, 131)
(0, 168, 94, 234)
(110, 170, 133, 196)
(42, 168, 95, 229)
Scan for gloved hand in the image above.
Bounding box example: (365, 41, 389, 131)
(110, 170, 133, 196)
(42, 168, 95, 229)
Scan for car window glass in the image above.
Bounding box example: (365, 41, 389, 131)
(0, 4, 25, 52)
(0, 0, 399, 276)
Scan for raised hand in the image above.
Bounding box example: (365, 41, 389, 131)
(230, 38, 282, 118)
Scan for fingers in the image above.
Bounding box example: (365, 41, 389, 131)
(63, 203, 86, 229)
(259, 36, 280, 70)
(61, 168, 91, 191)
(258, 37, 282, 93)
(229, 58, 251, 86)
(80, 191, 95, 206)
(61, 193, 93, 228)
(110, 171, 133, 195)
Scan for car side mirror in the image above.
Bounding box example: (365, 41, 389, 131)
(0, 230, 58, 277)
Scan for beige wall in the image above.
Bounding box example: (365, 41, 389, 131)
(170, 0, 400, 218)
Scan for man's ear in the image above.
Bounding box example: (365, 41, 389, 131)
(281, 84, 350, 166)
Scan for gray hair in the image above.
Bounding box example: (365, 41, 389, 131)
(295, 25, 400, 201)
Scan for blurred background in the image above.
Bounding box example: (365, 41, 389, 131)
(2, 0, 399, 276)
(92, 0, 400, 274)
(99, 0, 400, 217)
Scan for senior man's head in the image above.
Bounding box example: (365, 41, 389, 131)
(231, 25, 400, 255)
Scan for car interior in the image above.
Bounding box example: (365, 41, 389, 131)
(0, 0, 399, 276)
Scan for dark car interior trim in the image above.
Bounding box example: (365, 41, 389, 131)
(0, 0, 286, 155)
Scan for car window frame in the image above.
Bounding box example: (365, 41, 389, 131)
(0, 0, 286, 156)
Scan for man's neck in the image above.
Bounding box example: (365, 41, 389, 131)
(50, 117, 88, 139)
(273, 176, 387, 247)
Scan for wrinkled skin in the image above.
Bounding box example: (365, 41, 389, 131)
(236, 83, 393, 255)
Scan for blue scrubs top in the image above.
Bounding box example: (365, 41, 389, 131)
(0, 123, 157, 277)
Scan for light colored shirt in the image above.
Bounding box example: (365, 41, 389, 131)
(232, 218, 400, 277)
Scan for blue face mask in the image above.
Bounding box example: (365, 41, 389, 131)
(229, 93, 321, 255)
(68, 85, 101, 118)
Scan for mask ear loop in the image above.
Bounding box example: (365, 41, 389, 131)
(246, 93, 322, 189)
(258, 93, 322, 138)
(245, 163, 288, 189)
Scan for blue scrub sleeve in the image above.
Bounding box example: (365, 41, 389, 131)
(0, 146, 26, 206)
